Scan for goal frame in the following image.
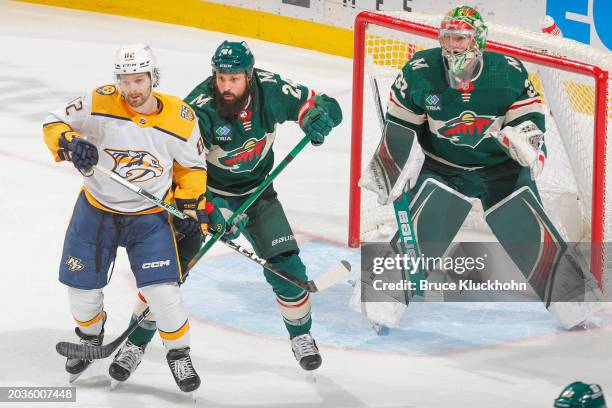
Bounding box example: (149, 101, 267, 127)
(348, 11, 609, 283)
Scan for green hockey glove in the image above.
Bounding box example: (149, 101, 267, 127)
(207, 195, 249, 240)
(298, 96, 335, 146)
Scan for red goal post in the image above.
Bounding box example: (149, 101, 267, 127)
(348, 11, 610, 285)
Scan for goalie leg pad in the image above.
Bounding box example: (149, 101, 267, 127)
(404, 178, 472, 262)
(349, 240, 408, 328)
(485, 187, 603, 328)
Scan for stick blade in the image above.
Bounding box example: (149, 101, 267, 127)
(56, 341, 112, 360)
(312, 260, 351, 291)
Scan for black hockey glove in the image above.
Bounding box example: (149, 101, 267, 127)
(58, 132, 99, 172)
(174, 195, 210, 238)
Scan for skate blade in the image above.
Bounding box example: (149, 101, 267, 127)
(189, 391, 198, 406)
(68, 372, 82, 383)
(109, 379, 121, 391)
(370, 321, 390, 336)
(307, 372, 318, 383)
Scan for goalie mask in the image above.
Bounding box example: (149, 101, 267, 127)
(114, 43, 160, 88)
(554, 382, 607, 408)
(439, 6, 487, 81)
(211, 40, 255, 81)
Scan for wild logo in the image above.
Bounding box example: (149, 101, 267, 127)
(104, 148, 163, 182)
(437, 111, 495, 148)
(220, 137, 267, 173)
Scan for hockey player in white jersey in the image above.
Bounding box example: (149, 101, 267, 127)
(43, 44, 208, 393)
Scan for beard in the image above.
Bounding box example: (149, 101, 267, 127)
(125, 88, 152, 108)
(213, 82, 250, 119)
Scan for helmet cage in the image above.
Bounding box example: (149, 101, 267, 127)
(439, 25, 482, 78)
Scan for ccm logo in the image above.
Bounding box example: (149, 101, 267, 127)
(142, 260, 171, 269)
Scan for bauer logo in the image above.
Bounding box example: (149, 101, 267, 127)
(142, 260, 171, 269)
(437, 111, 495, 148)
(271, 235, 295, 247)
(65, 256, 84, 272)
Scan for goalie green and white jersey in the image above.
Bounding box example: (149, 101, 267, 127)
(386, 48, 546, 168)
(185, 68, 341, 196)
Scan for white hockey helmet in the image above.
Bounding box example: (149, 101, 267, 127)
(114, 43, 160, 87)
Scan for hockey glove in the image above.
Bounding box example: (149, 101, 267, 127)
(298, 96, 335, 146)
(204, 192, 248, 240)
(58, 132, 99, 172)
(495, 121, 545, 179)
(174, 195, 209, 238)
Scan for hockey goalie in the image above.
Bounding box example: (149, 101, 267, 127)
(351, 5, 604, 333)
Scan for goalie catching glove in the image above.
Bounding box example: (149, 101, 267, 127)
(494, 120, 545, 179)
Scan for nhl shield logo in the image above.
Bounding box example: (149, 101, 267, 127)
(104, 148, 164, 182)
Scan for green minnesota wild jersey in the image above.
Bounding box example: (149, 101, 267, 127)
(387, 48, 546, 168)
(185, 68, 340, 196)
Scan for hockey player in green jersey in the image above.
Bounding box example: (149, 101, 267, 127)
(357, 5, 602, 330)
(108, 40, 342, 384)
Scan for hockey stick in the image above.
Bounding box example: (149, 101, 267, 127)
(56, 306, 150, 360)
(56, 157, 350, 359)
(214, 233, 351, 292)
(368, 66, 424, 296)
(56, 258, 350, 360)
(187, 132, 313, 270)
(96, 158, 349, 290)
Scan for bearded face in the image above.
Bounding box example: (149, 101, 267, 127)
(213, 72, 250, 119)
(117, 73, 154, 108)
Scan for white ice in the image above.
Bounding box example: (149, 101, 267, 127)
(0, 1, 611, 407)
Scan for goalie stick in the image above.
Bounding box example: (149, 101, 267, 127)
(367, 68, 424, 292)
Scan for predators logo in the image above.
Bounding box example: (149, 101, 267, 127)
(220, 137, 267, 173)
(437, 111, 495, 148)
(104, 148, 164, 182)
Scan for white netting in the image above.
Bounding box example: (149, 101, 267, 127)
(354, 12, 612, 286)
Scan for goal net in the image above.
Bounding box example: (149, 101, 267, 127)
(348, 11, 611, 286)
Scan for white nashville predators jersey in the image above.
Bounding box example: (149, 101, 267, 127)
(43, 84, 207, 214)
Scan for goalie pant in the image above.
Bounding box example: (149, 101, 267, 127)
(414, 158, 603, 327)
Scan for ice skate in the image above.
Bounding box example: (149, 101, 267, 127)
(109, 340, 146, 383)
(290, 332, 322, 371)
(65, 327, 104, 383)
(166, 347, 201, 393)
